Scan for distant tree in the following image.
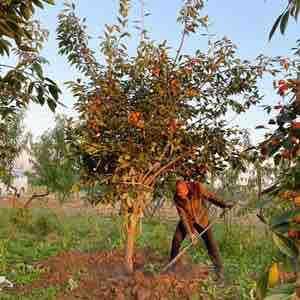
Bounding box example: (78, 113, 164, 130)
(0, 111, 26, 193)
(0, 0, 55, 55)
(0, 0, 61, 197)
(0, 0, 61, 118)
(27, 115, 79, 202)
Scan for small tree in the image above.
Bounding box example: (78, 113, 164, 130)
(27, 115, 79, 202)
(0, 111, 26, 192)
(58, 0, 275, 273)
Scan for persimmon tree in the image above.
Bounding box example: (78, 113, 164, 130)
(255, 55, 300, 298)
(250, 2, 300, 298)
(58, 0, 275, 273)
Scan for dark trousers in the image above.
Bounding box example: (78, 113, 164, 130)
(170, 220, 224, 273)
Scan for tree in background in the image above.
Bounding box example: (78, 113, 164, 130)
(0, 0, 61, 192)
(58, 0, 277, 273)
(0, 111, 26, 193)
(0, 0, 61, 118)
(27, 115, 79, 202)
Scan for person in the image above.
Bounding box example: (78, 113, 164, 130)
(169, 165, 234, 280)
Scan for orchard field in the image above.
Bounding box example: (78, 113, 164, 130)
(1, 0, 300, 299)
(0, 195, 275, 300)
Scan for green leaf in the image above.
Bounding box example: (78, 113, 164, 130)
(289, 222, 300, 231)
(32, 0, 44, 9)
(256, 125, 267, 129)
(0, 38, 12, 56)
(32, 63, 43, 79)
(47, 99, 57, 112)
(264, 294, 294, 300)
(270, 208, 300, 228)
(269, 13, 283, 40)
(268, 283, 296, 296)
(37, 86, 45, 105)
(256, 268, 269, 300)
(272, 232, 299, 258)
(49, 85, 59, 100)
(28, 82, 34, 94)
(295, 0, 300, 20)
(272, 222, 290, 234)
(43, 0, 55, 4)
(280, 11, 290, 35)
(45, 77, 57, 85)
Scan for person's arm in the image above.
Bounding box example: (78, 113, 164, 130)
(174, 196, 195, 238)
(176, 206, 195, 236)
(198, 183, 232, 209)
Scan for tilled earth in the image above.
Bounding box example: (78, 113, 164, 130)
(14, 249, 209, 300)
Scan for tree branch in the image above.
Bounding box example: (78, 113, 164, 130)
(23, 191, 49, 208)
(174, 29, 187, 65)
(145, 153, 187, 186)
(0, 63, 38, 80)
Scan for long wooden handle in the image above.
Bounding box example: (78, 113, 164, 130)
(161, 217, 219, 273)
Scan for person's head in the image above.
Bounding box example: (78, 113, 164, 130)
(175, 180, 189, 198)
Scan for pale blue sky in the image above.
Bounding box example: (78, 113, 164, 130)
(23, 0, 299, 142)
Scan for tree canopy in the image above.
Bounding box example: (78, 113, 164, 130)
(57, 0, 280, 272)
(0, 0, 61, 186)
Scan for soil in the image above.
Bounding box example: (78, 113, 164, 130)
(15, 249, 209, 300)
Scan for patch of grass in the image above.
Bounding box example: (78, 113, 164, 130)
(188, 223, 275, 300)
(0, 208, 275, 299)
(9, 263, 43, 285)
(137, 218, 172, 256)
(1, 287, 59, 300)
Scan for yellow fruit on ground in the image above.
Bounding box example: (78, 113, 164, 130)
(268, 262, 280, 288)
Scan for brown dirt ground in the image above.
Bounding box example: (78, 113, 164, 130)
(15, 249, 209, 300)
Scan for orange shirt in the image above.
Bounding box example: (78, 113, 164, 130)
(174, 180, 226, 229)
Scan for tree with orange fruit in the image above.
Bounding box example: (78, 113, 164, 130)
(254, 3, 300, 296)
(58, 0, 276, 273)
(255, 73, 300, 298)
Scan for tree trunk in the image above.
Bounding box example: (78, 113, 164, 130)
(122, 190, 152, 274)
(125, 215, 138, 274)
(256, 163, 262, 199)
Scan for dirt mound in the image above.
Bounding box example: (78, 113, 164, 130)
(17, 249, 209, 299)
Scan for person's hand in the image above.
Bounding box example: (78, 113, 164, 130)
(190, 233, 198, 245)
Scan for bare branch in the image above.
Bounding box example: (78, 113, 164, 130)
(23, 191, 50, 209)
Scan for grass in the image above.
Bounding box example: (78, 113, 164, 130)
(0, 208, 276, 299)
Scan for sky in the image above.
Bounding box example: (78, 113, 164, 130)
(21, 0, 300, 143)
